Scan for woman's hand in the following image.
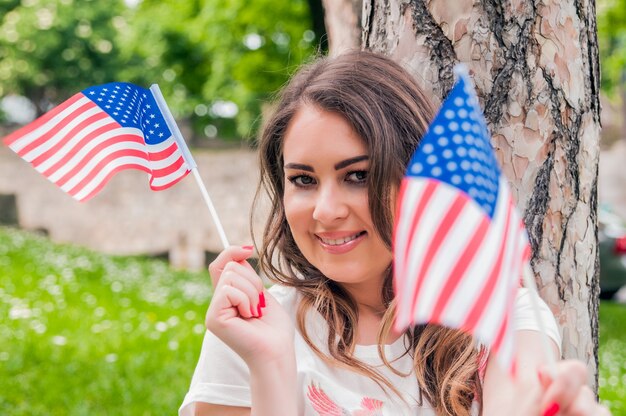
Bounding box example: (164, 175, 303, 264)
(483, 330, 611, 416)
(204, 246, 295, 368)
(537, 361, 611, 416)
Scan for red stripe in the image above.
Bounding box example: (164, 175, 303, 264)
(150, 156, 185, 178)
(16, 101, 97, 157)
(149, 169, 189, 191)
(52, 134, 145, 186)
(66, 148, 147, 195)
(461, 203, 514, 331)
(407, 192, 468, 320)
(78, 163, 151, 202)
(148, 142, 178, 161)
(429, 214, 491, 321)
(3, 93, 85, 146)
(31, 111, 111, 167)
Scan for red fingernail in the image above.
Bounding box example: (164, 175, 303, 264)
(543, 402, 559, 416)
(242, 245, 254, 250)
(257, 304, 263, 318)
(259, 292, 266, 308)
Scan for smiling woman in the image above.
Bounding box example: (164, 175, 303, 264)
(282, 106, 391, 294)
(179, 51, 610, 416)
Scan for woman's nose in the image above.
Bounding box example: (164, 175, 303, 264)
(312, 184, 349, 223)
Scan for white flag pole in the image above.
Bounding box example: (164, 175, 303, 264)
(521, 264, 558, 374)
(149, 84, 230, 249)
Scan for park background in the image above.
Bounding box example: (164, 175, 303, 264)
(1, 0, 625, 414)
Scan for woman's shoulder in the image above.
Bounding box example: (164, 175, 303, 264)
(267, 283, 299, 313)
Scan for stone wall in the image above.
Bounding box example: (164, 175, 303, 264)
(0, 144, 268, 271)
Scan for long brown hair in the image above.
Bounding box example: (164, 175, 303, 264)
(252, 51, 482, 415)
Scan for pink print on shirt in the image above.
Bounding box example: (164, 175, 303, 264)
(307, 383, 384, 416)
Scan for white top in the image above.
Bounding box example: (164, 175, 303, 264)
(180, 285, 561, 416)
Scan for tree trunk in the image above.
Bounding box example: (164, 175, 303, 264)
(321, 0, 362, 56)
(362, 0, 601, 390)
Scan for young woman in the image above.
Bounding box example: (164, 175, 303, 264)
(180, 52, 609, 416)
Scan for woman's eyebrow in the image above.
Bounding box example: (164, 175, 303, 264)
(334, 155, 369, 170)
(284, 163, 314, 172)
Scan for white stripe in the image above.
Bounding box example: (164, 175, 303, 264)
(47, 127, 143, 182)
(148, 146, 183, 170)
(72, 156, 150, 201)
(146, 136, 179, 153)
(9, 96, 92, 153)
(60, 141, 147, 191)
(35, 118, 117, 173)
(149, 163, 189, 188)
(22, 105, 102, 162)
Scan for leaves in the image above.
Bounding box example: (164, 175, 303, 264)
(0, 0, 317, 141)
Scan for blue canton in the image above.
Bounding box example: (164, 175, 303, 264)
(407, 74, 501, 218)
(82, 82, 172, 146)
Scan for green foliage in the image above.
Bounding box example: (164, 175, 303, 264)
(0, 0, 317, 141)
(1, 226, 625, 414)
(0, 0, 129, 113)
(598, 301, 626, 414)
(597, 0, 626, 95)
(0, 226, 211, 415)
(122, 0, 316, 140)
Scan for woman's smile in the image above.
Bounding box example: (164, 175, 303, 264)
(315, 230, 367, 253)
(282, 104, 392, 287)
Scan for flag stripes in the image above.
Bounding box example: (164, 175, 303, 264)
(394, 177, 527, 372)
(3, 82, 190, 201)
(393, 68, 531, 373)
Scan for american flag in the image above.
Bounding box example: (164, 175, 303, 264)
(393, 67, 530, 372)
(3, 82, 192, 201)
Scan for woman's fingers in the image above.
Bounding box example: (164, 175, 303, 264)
(217, 264, 264, 315)
(208, 245, 254, 287)
(538, 361, 610, 416)
(220, 261, 264, 293)
(206, 285, 255, 329)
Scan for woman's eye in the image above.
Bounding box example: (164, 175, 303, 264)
(347, 170, 368, 183)
(288, 174, 316, 187)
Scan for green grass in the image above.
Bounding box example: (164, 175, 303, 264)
(599, 301, 626, 415)
(1, 226, 625, 415)
(0, 226, 211, 415)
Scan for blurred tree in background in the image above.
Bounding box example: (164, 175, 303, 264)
(0, 0, 127, 115)
(597, 0, 626, 94)
(0, 0, 319, 142)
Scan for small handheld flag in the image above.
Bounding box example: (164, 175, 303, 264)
(3, 82, 231, 249)
(393, 66, 530, 372)
(3, 82, 192, 202)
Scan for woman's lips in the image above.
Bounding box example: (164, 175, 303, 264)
(315, 231, 367, 254)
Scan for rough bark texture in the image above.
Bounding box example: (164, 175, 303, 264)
(362, 0, 601, 389)
(321, 0, 362, 55)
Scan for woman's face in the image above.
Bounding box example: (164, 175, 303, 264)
(282, 104, 392, 289)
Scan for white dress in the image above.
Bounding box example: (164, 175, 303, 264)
(179, 285, 561, 416)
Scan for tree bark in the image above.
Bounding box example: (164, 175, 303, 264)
(321, 0, 362, 56)
(362, 0, 601, 390)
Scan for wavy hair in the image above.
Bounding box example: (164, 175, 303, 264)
(252, 51, 482, 415)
